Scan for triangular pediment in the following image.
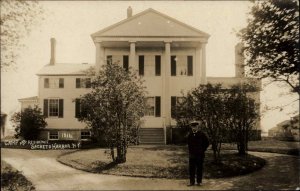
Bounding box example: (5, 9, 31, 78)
(92, 8, 209, 38)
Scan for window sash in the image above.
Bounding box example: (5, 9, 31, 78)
(81, 131, 91, 139)
(49, 131, 58, 140)
(49, 99, 59, 117)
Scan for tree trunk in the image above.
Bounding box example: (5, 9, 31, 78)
(116, 144, 126, 163)
(110, 146, 115, 162)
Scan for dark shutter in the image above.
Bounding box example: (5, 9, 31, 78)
(43, 99, 48, 117)
(171, 96, 176, 118)
(85, 78, 91, 88)
(139, 55, 144, 76)
(171, 56, 176, 76)
(44, 78, 49, 88)
(75, 99, 80, 118)
(76, 78, 80, 88)
(155, 96, 161, 117)
(155, 55, 161, 76)
(123, 55, 129, 72)
(59, 78, 64, 88)
(59, 99, 64, 118)
(107, 55, 112, 64)
(187, 56, 193, 76)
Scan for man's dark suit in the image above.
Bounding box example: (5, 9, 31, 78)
(187, 130, 209, 185)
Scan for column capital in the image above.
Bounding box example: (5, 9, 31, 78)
(129, 40, 136, 43)
(164, 40, 172, 44)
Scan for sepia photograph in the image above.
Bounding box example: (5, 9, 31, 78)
(1, 0, 299, 190)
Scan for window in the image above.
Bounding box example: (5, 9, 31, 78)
(145, 96, 161, 117)
(44, 99, 64, 118)
(171, 56, 176, 76)
(76, 78, 91, 88)
(75, 99, 86, 118)
(139, 55, 144, 76)
(171, 96, 184, 118)
(123, 55, 129, 71)
(49, 99, 59, 117)
(145, 97, 155, 116)
(155, 55, 161, 76)
(44, 78, 64, 88)
(107, 55, 112, 64)
(81, 131, 91, 140)
(170, 55, 193, 76)
(49, 131, 58, 140)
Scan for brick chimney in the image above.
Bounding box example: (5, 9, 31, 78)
(127, 6, 132, 18)
(50, 38, 56, 65)
(235, 43, 245, 78)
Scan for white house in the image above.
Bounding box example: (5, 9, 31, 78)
(19, 7, 261, 143)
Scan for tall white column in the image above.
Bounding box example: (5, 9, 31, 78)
(164, 42, 171, 127)
(129, 41, 136, 71)
(195, 44, 202, 86)
(95, 42, 104, 75)
(201, 43, 207, 84)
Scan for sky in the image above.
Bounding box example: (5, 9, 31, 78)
(1, 1, 299, 134)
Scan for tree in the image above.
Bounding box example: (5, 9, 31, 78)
(238, 0, 299, 95)
(226, 83, 260, 155)
(0, 0, 44, 69)
(11, 106, 47, 140)
(77, 63, 146, 163)
(175, 83, 229, 163)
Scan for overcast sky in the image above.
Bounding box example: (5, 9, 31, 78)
(1, 1, 298, 133)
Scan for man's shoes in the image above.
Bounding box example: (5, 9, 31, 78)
(196, 182, 202, 186)
(187, 183, 195, 186)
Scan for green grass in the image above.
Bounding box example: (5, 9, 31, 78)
(1, 160, 35, 191)
(58, 145, 266, 179)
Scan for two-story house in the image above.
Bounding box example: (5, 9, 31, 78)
(19, 7, 261, 143)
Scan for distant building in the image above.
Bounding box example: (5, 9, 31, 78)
(268, 115, 300, 141)
(19, 7, 261, 143)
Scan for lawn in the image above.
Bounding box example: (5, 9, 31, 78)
(223, 137, 300, 155)
(58, 145, 265, 179)
(1, 160, 35, 191)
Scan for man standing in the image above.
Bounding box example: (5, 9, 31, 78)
(187, 121, 209, 186)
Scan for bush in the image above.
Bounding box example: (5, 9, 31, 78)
(11, 106, 47, 140)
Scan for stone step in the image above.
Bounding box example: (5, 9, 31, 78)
(139, 128, 165, 145)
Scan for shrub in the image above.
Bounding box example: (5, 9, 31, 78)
(11, 106, 47, 140)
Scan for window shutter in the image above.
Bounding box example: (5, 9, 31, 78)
(107, 55, 112, 64)
(59, 99, 64, 118)
(155, 55, 161, 76)
(139, 55, 144, 76)
(75, 99, 80, 118)
(171, 96, 176, 118)
(43, 99, 48, 117)
(187, 56, 193, 76)
(44, 78, 49, 88)
(85, 78, 91, 88)
(155, 96, 161, 117)
(171, 56, 176, 76)
(59, 78, 64, 88)
(123, 55, 129, 72)
(76, 78, 80, 88)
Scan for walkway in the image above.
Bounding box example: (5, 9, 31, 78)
(1, 148, 299, 190)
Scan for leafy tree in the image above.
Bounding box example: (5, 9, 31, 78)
(226, 83, 259, 155)
(77, 63, 146, 163)
(11, 106, 47, 140)
(238, 0, 299, 95)
(0, 0, 44, 69)
(175, 83, 229, 163)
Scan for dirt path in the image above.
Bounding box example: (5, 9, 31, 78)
(1, 148, 299, 190)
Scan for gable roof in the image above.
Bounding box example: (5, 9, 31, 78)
(91, 8, 210, 38)
(18, 96, 38, 101)
(37, 63, 94, 76)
